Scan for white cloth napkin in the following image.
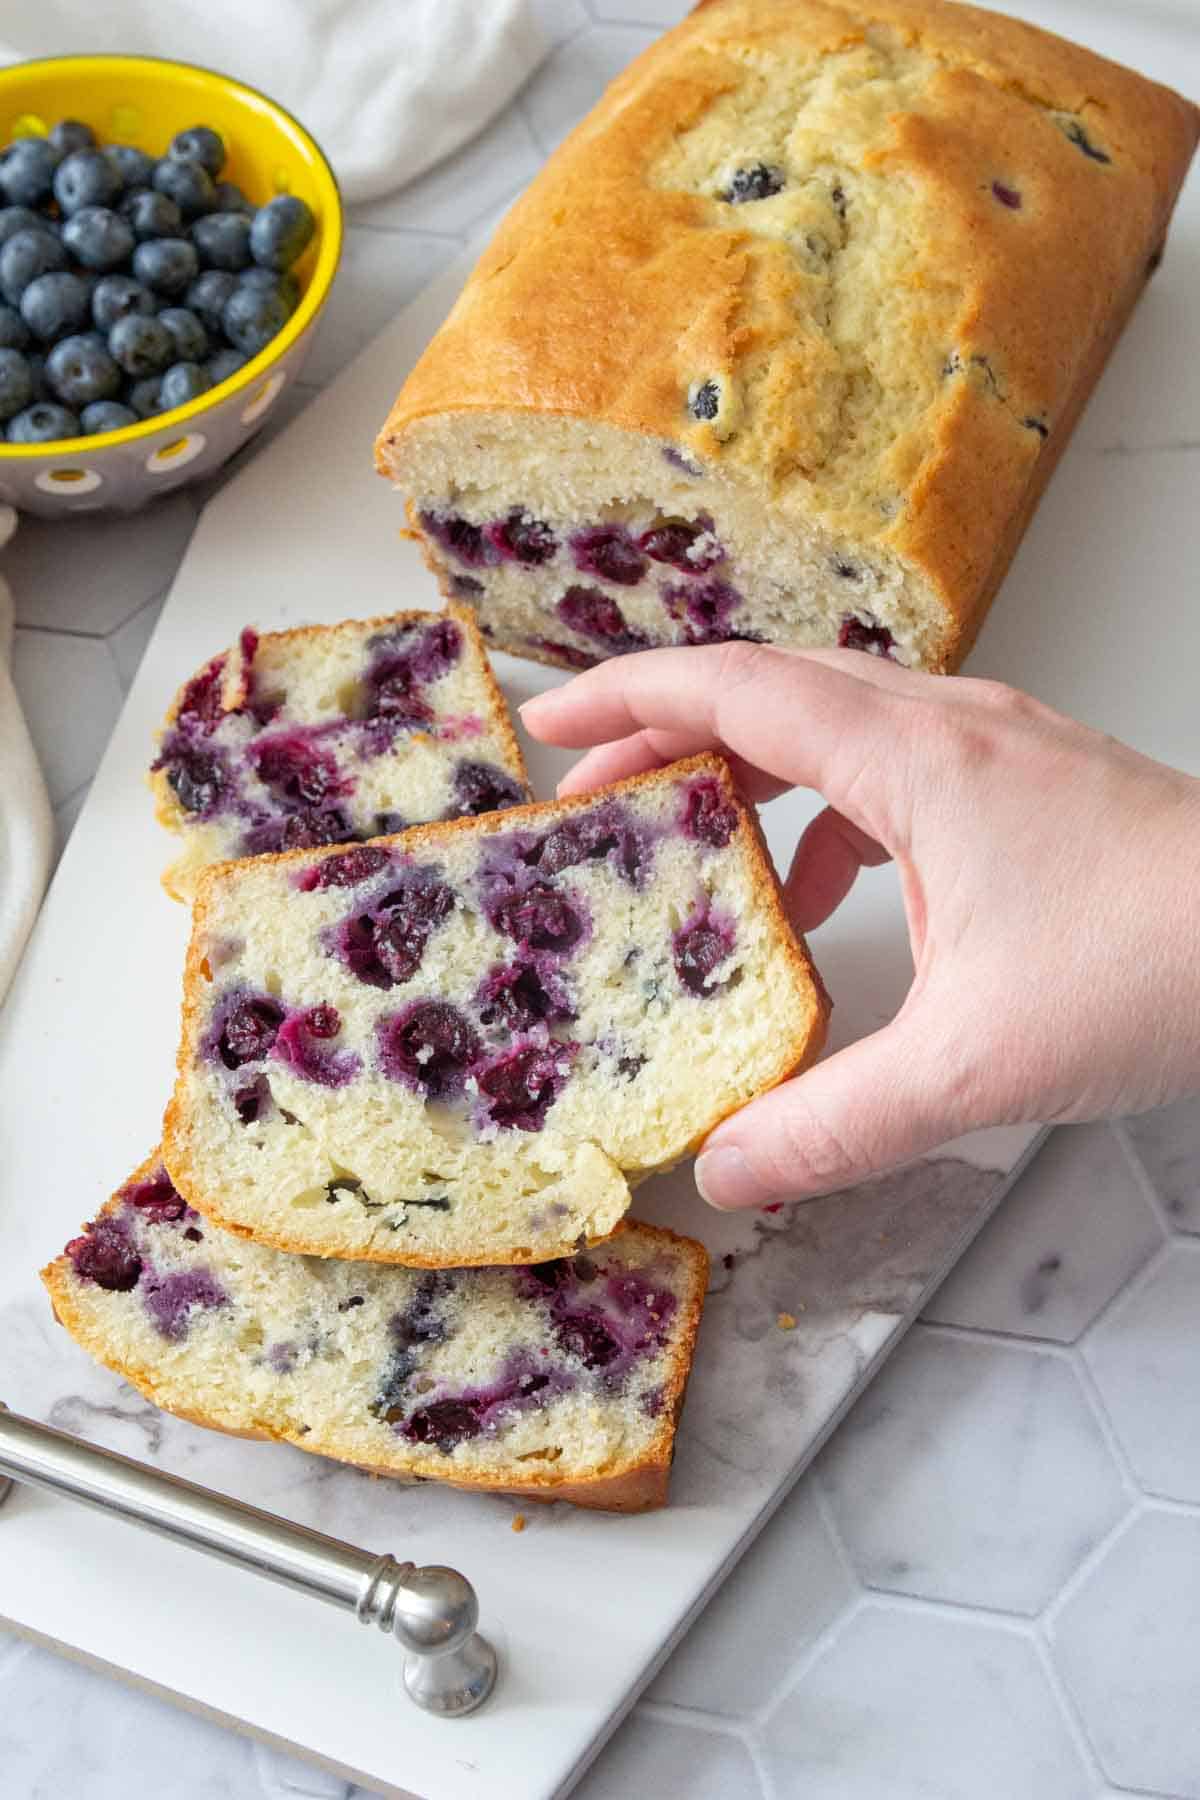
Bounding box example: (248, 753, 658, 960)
(0, 508, 54, 1007)
(0, 0, 546, 204)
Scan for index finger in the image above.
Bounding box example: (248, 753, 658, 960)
(520, 642, 921, 821)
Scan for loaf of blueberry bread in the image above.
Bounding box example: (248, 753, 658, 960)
(375, 0, 1198, 673)
(161, 754, 827, 1265)
(150, 606, 529, 902)
(42, 1156, 708, 1512)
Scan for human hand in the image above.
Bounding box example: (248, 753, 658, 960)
(520, 645, 1200, 1210)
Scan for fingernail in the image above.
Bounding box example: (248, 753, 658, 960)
(694, 1146, 775, 1211)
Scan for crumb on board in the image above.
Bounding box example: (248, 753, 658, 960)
(511, 1513, 527, 1533)
(777, 1312, 797, 1331)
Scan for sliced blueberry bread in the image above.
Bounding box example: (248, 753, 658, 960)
(150, 605, 529, 903)
(376, 0, 1198, 673)
(162, 754, 828, 1265)
(42, 1157, 708, 1512)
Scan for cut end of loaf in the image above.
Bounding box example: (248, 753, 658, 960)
(379, 414, 948, 672)
(42, 1153, 710, 1512)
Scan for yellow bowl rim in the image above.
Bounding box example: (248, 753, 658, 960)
(0, 52, 343, 460)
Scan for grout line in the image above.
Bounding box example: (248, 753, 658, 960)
(745, 1725, 780, 1800)
(1029, 1620, 1109, 1790)
(1075, 1235, 1189, 1355)
(14, 618, 115, 643)
(345, 217, 468, 245)
(861, 1589, 1037, 1637)
(1070, 1350, 1149, 1499)
(747, 1591, 868, 1730)
(855, 1581, 1042, 1626)
(633, 1701, 777, 1800)
(919, 1317, 1082, 1355)
(1040, 1503, 1143, 1634)
(808, 1468, 863, 1591)
(1110, 1118, 1186, 1240)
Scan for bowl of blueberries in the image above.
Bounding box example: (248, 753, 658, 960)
(0, 54, 342, 515)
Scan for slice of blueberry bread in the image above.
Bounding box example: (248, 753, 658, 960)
(42, 1156, 709, 1512)
(150, 605, 530, 903)
(162, 754, 828, 1266)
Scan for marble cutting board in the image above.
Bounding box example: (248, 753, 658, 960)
(2, 86, 1199, 1789)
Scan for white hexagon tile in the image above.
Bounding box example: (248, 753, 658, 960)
(4, 2, 1200, 1796)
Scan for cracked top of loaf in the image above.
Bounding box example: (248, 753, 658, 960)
(377, 0, 1198, 668)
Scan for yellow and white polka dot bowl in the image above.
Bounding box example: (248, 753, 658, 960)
(0, 55, 342, 517)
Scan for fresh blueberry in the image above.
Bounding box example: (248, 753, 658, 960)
(7, 401, 80, 442)
(45, 332, 120, 406)
(25, 351, 46, 398)
(239, 263, 299, 307)
(108, 311, 174, 377)
(212, 180, 251, 214)
(192, 211, 252, 272)
(0, 228, 67, 305)
(0, 138, 60, 207)
(206, 345, 247, 385)
(0, 206, 45, 247)
(49, 119, 95, 155)
(120, 187, 183, 240)
(91, 273, 156, 332)
(157, 306, 208, 362)
(133, 237, 199, 298)
(0, 347, 33, 420)
(152, 155, 215, 219)
(168, 125, 225, 176)
(80, 398, 137, 434)
(0, 303, 27, 349)
(127, 374, 164, 418)
(62, 205, 136, 272)
(53, 148, 121, 215)
(185, 268, 238, 334)
(20, 271, 91, 342)
(159, 360, 212, 409)
(105, 143, 155, 190)
(222, 280, 289, 356)
(249, 194, 315, 270)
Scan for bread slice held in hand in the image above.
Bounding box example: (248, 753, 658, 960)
(149, 605, 529, 903)
(162, 754, 828, 1266)
(42, 1156, 709, 1512)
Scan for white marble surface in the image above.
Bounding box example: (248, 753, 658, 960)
(2, 0, 1200, 1795)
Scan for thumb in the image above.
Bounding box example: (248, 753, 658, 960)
(694, 1016, 972, 1209)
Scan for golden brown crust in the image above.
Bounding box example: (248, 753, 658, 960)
(161, 751, 829, 1260)
(41, 1177, 709, 1513)
(149, 605, 529, 903)
(375, 0, 1199, 672)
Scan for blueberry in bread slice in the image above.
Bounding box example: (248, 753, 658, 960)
(150, 604, 529, 903)
(162, 754, 828, 1266)
(42, 1156, 709, 1512)
(375, 0, 1198, 673)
